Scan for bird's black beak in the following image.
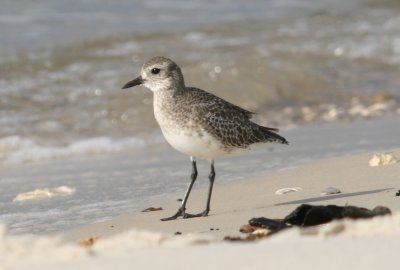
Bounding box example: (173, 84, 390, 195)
(121, 76, 143, 89)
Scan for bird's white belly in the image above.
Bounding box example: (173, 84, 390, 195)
(161, 129, 239, 160)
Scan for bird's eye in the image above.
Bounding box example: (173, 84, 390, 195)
(151, 68, 160, 74)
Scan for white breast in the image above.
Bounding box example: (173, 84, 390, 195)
(161, 128, 231, 160)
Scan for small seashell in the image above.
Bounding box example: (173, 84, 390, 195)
(78, 236, 100, 247)
(369, 153, 398, 167)
(13, 186, 75, 202)
(275, 187, 302, 195)
(321, 187, 341, 195)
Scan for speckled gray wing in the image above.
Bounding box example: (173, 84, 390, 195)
(187, 88, 288, 149)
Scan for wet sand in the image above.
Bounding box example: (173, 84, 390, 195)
(63, 149, 400, 241)
(2, 148, 400, 269)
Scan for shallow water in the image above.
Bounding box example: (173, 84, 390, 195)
(1, 117, 399, 234)
(1, 0, 399, 164)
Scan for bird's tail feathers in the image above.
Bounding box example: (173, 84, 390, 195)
(258, 125, 289, 145)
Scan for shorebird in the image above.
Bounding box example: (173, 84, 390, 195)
(122, 56, 288, 221)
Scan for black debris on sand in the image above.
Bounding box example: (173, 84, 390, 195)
(248, 204, 391, 235)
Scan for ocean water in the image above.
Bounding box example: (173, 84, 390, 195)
(1, 0, 399, 164)
(1, 0, 400, 233)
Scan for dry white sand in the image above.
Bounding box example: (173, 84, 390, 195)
(2, 149, 400, 270)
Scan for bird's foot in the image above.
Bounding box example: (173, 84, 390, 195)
(161, 207, 185, 221)
(182, 209, 209, 219)
(161, 208, 209, 221)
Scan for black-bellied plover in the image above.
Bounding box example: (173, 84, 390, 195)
(122, 56, 288, 221)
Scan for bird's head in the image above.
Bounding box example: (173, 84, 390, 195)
(122, 56, 185, 92)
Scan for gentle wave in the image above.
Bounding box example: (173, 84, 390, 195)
(0, 0, 399, 154)
(0, 136, 153, 165)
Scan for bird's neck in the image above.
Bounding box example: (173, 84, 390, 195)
(153, 88, 186, 132)
(154, 84, 186, 100)
(153, 88, 178, 112)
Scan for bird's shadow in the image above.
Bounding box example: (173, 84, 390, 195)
(275, 188, 393, 206)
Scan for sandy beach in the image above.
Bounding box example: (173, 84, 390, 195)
(63, 148, 400, 240)
(2, 1, 400, 269)
(2, 144, 400, 269)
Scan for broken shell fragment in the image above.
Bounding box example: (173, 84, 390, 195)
(275, 187, 302, 195)
(369, 153, 398, 167)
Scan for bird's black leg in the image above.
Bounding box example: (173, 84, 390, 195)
(161, 157, 198, 221)
(204, 160, 216, 215)
(184, 160, 215, 218)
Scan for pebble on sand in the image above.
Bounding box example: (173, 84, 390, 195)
(321, 187, 341, 195)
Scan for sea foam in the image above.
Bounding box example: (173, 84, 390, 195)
(0, 136, 148, 165)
